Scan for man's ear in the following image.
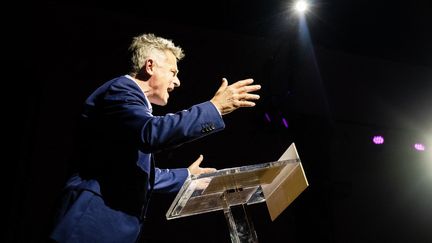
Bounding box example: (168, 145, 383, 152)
(136, 59, 154, 80)
(145, 59, 156, 75)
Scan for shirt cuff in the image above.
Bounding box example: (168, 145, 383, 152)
(209, 101, 222, 117)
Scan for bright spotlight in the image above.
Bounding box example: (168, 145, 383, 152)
(294, 0, 309, 13)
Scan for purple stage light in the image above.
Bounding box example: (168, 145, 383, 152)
(282, 118, 289, 128)
(372, 135, 384, 144)
(264, 113, 271, 122)
(414, 143, 425, 151)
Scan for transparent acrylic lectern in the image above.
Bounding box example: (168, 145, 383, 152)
(166, 143, 309, 243)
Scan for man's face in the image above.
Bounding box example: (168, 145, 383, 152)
(147, 51, 180, 106)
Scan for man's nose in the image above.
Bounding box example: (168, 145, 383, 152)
(173, 77, 180, 87)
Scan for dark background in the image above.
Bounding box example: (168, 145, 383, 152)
(8, 0, 432, 242)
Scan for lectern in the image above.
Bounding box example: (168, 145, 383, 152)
(166, 143, 309, 243)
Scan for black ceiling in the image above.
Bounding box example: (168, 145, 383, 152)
(36, 0, 432, 66)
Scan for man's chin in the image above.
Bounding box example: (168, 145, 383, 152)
(154, 99, 168, 106)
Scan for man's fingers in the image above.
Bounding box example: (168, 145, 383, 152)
(239, 93, 260, 100)
(202, 167, 217, 173)
(228, 84, 260, 95)
(216, 78, 229, 93)
(237, 100, 256, 107)
(193, 154, 204, 166)
(241, 84, 261, 93)
(230, 79, 254, 88)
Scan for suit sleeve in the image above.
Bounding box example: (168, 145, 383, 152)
(153, 168, 189, 193)
(101, 81, 225, 153)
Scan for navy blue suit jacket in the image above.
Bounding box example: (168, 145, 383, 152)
(50, 76, 225, 242)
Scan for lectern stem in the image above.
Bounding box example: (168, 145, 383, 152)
(223, 201, 258, 243)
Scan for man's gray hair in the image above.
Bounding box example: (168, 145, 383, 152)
(129, 33, 185, 75)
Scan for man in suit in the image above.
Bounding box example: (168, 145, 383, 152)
(49, 33, 261, 242)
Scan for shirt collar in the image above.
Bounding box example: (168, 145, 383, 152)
(124, 74, 153, 112)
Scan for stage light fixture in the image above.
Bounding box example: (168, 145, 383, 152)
(264, 112, 272, 122)
(282, 117, 289, 128)
(294, 0, 309, 13)
(372, 135, 384, 145)
(414, 143, 426, 151)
